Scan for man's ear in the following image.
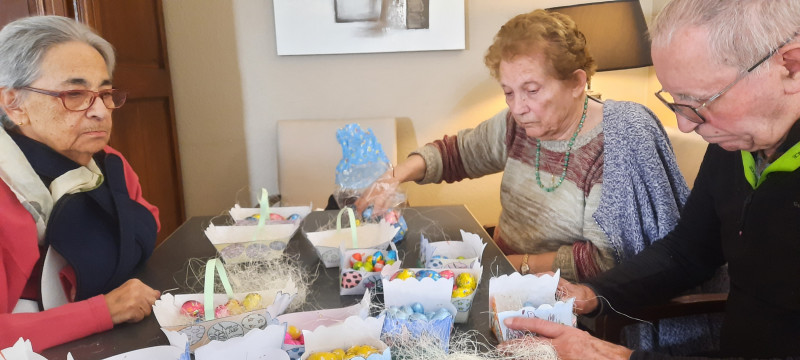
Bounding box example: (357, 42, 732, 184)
(0, 88, 27, 124)
(779, 43, 800, 94)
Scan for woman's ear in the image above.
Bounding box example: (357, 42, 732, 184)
(0, 88, 27, 124)
(571, 69, 588, 97)
(779, 43, 800, 94)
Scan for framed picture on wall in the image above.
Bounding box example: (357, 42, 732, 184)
(273, 0, 465, 55)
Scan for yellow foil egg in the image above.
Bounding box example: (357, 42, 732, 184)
(307, 351, 339, 360)
(456, 273, 477, 289)
(225, 299, 245, 316)
(242, 293, 263, 311)
(452, 286, 474, 298)
(288, 325, 302, 340)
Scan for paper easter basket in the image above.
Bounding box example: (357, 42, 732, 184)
(488, 270, 576, 342)
(338, 210, 401, 295)
(382, 262, 481, 324)
(305, 208, 399, 268)
(380, 264, 458, 352)
(205, 189, 310, 264)
(300, 315, 391, 360)
(420, 230, 486, 269)
(277, 292, 372, 360)
(153, 259, 296, 351)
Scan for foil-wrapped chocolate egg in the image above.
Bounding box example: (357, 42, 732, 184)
(225, 299, 245, 316)
(243, 293, 263, 311)
(215, 304, 230, 318)
(456, 273, 477, 289)
(180, 300, 204, 318)
(269, 213, 285, 221)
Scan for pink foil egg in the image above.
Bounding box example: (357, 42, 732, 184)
(180, 300, 204, 318)
(215, 304, 230, 318)
(269, 213, 286, 221)
(439, 270, 455, 279)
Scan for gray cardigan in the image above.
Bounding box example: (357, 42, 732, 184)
(594, 99, 690, 262)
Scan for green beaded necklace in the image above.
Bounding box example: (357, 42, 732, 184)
(535, 95, 589, 192)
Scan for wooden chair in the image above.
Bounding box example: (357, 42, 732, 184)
(590, 292, 728, 344)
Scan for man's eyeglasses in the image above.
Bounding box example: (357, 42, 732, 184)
(655, 34, 796, 124)
(21, 86, 127, 112)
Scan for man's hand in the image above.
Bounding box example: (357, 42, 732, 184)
(502, 317, 633, 360)
(557, 278, 599, 315)
(104, 279, 160, 324)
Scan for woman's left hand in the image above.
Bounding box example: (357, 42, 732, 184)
(104, 278, 161, 324)
(501, 317, 633, 360)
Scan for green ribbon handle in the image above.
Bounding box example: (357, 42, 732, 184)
(336, 207, 358, 248)
(253, 188, 270, 241)
(203, 258, 235, 321)
(741, 140, 800, 189)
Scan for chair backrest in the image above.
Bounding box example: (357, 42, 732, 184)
(277, 118, 398, 208)
(664, 126, 708, 188)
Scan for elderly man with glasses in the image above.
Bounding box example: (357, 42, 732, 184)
(0, 16, 161, 351)
(502, 1, 800, 359)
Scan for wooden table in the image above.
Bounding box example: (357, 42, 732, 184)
(42, 205, 515, 359)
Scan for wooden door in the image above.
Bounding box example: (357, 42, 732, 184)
(0, 0, 185, 246)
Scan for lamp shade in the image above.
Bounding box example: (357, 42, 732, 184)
(550, 0, 652, 71)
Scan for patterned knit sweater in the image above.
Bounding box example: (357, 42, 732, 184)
(414, 100, 689, 282)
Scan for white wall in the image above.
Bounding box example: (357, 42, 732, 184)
(164, 0, 670, 226)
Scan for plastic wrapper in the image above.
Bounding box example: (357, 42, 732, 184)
(333, 123, 407, 243)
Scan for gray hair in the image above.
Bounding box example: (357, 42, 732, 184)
(651, 0, 800, 73)
(0, 16, 115, 126)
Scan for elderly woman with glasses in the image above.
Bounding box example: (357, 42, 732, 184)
(0, 16, 160, 350)
(357, 9, 689, 283)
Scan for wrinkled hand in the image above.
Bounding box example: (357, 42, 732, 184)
(502, 317, 633, 360)
(555, 277, 599, 315)
(354, 170, 400, 216)
(105, 279, 160, 324)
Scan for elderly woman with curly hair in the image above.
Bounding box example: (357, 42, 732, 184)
(357, 9, 689, 282)
(0, 16, 160, 350)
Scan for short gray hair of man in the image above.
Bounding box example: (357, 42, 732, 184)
(650, 0, 800, 73)
(0, 16, 115, 125)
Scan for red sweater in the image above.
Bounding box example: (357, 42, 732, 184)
(0, 146, 160, 352)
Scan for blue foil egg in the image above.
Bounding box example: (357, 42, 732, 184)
(386, 250, 398, 261)
(399, 305, 414, 315)
(410, 302, 425, 314)
(287, 213, 301, 221)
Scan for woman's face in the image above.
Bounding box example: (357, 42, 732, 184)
(15, 41, 113, 165)
(499, 53, 584, 140)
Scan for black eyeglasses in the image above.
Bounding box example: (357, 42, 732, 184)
(21, 86, 127, 112)
(655, 34, 796, 124)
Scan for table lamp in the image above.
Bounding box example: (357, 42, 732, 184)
(549, 0, 652, 99)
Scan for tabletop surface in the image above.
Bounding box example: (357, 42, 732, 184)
(41, 205, 515, 359)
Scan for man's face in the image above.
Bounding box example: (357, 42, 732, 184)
(653, 26, 794, 154)
(17, 41, 113, 165)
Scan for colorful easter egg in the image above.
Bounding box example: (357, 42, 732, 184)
(439, 270, 455, 279)
(243, 293, 262, 311)
(269, 213, 285, 221)
(214, 304, 229, 318)
(456, 273, 477, 289)
(225, 299, 245, 316)
(341, 271, 363, 289)
(180, 300, 204, 318)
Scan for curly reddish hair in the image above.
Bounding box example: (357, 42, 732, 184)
(484, 9, 596, 82)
